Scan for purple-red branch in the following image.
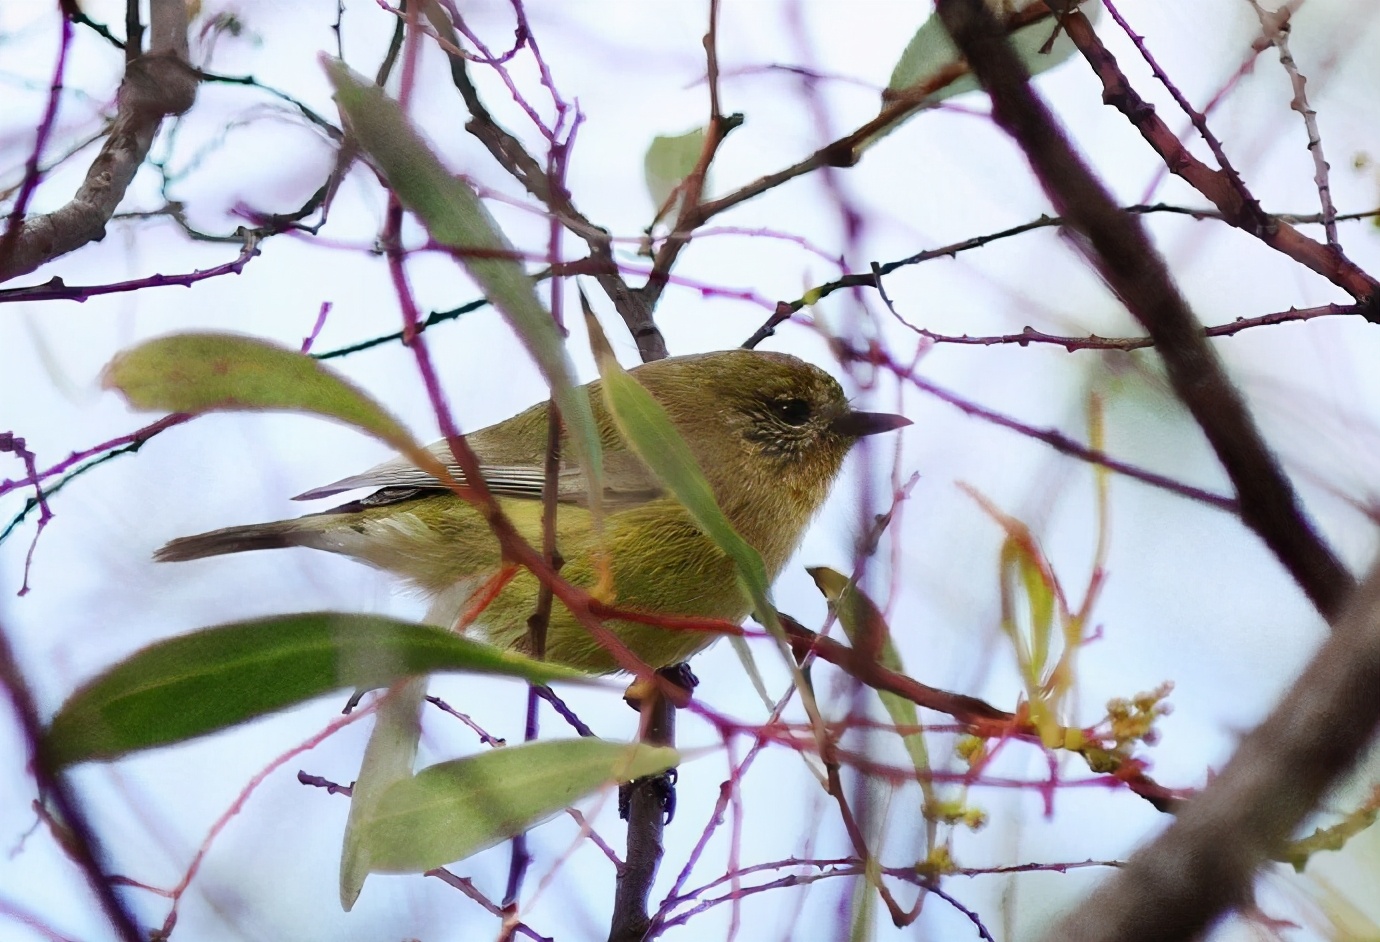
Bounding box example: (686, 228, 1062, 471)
(1, 414, 188, 500)
(0, 238, 261, 304)
(0, 13, 72, 263)
(0, 434, 53, 596)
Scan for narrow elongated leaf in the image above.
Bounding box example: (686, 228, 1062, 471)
(811, 567, 944, 868)
(340, 676, 426, 910)
(45, 613, 590, 767)
(103, 332, 416, 455)
(323, 58, 603, 511)
(357, 738, 678, 873)
(582, 321, 765, 604)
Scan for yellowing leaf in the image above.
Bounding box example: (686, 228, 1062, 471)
(103, 332, 414, 452)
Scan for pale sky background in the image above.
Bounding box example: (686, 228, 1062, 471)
(4, 1, 1380, 940)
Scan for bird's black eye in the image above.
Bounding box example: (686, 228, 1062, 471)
(774, 398, 812, 426)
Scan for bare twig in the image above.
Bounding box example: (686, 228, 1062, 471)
(692, 3, 1056, 228)
(0, 230, 261, 304)
(633, 0, 743, 314)
(879, 301, 1367, 352)
(745, 205, 1380, 349)
(0, 14, 72, 263)
(1101, 0, 1266, 226)
(834, 341, 1239, 514)
(937, 0, 1353, 620)
(1246, 0, 1339, 248)
(423, 2, 669, 361)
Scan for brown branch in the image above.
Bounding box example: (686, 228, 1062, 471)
(782, 617, 1009, 727)
(633, 0, 743, 315)
(692, 3, 1057, 229)
(1055, 3, 1378, 304)
(1041, 556, 1380, 942)
(935, 0, 1353, 620)
(1100, 0, 1266, 228)
(0, 0, 198, 284)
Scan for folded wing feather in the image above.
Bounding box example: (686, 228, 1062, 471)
(294, 443, 664, 509)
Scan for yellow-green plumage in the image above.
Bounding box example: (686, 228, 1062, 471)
(155, 350, 908, 674)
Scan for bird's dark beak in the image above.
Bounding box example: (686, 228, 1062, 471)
(831, 410, 912, 438)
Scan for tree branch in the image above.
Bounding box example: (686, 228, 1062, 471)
(608, 679, 677, 942)
(1056, 3, 1378, 305)
(935, 0, 1354, 620)
(0, 0, 197, 284)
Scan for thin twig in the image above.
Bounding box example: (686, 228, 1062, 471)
(1246, 0, 1339, 248)
(880, 301, 1367, 352)
(834, 341, 1239, 514)
(0, 14, 73, 264)
(1101, 0, 1266, 227)
(424, 1, 668, 361)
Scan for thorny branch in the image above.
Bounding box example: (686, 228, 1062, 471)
(744, 204, 1380, 349)
(1055, 2, 1379, 305)
(1245, 0, 1340, 248)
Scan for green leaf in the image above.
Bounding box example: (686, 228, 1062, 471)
(103, 332, 416, 454)
(644, 126, 706, 213)
(356, 738, 679, 873)
(887, 4, 1084, 104)
(322, 58, 603, 512)
(45, 613, 591, 767)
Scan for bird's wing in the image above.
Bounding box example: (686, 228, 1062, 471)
(294, 443, 662, 508)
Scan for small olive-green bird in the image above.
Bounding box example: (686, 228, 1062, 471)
(155, 350, 908, 673)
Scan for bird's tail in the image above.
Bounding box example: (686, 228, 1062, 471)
(154, 521, 312, 562)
